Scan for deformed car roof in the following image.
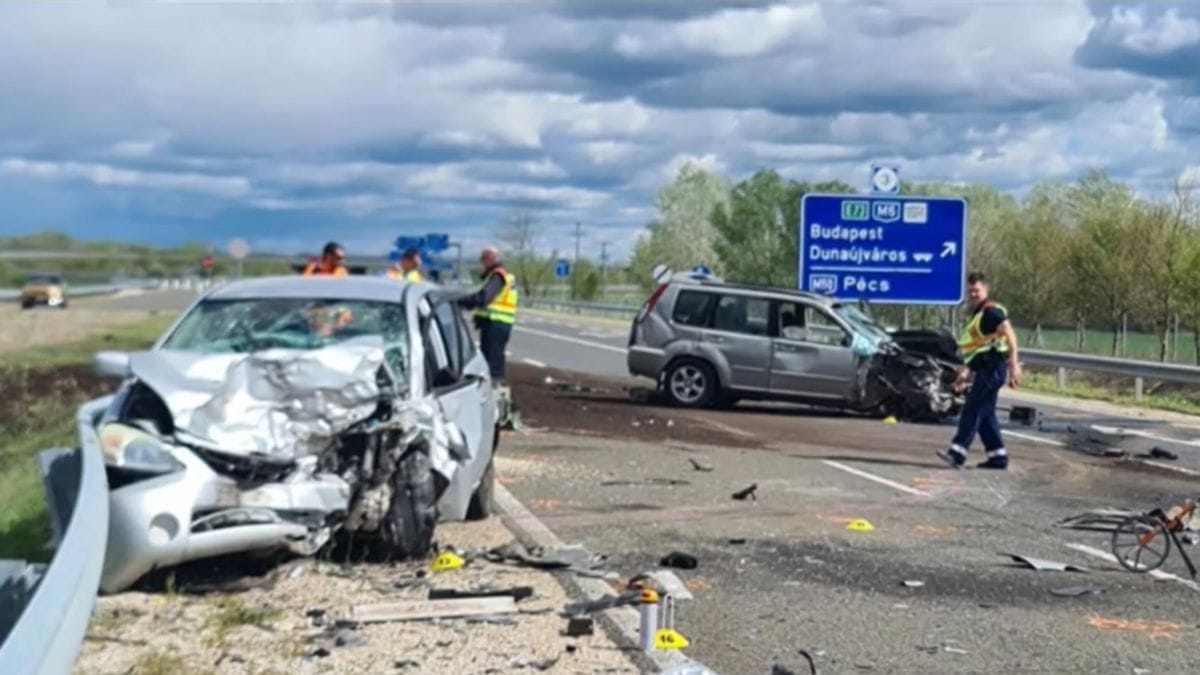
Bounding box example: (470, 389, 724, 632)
(204, 275, 428, 303)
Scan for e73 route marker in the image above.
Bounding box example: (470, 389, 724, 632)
(799, 193, 967, 305)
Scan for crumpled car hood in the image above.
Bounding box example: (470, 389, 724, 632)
(128, 339, 386, 459)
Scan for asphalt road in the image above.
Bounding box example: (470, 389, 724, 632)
(503, 309, 1200, 674)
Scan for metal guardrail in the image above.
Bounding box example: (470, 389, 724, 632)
(0, 435, 109, 673)
(526, 298, 1200, 394)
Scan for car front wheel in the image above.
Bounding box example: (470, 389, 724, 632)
(664, 359, 717, 408)
(383, 449, 439, 559)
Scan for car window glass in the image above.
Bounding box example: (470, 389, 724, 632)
(455, 308, 477, 362)
(671, 290, 714, 327)
(712, 295, 769, 336)
(777, 302, 849, 346)
(432, 299, 462, 380)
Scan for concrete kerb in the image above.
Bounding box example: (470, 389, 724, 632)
(493, 483, 715, 674)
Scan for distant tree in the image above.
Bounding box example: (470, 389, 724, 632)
(628, 162, 730, 288)
(495, 208, 553, 297)
(999, 183, 1071, 346)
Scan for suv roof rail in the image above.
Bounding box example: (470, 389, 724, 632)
(683, 277, 835, 302)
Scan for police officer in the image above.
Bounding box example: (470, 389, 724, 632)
(303, 242, 349, 277)
(456, 246, 518, 382)
(938, 272, 1022, 470)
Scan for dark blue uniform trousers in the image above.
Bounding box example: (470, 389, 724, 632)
(950, 357, 1008, 463)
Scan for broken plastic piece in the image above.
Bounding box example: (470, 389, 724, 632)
(659, 552, 698, 570)
(688, 458, 714, 472)
(1000, 552, 1088, 573)
(732, 483, 758, 501)
(1148, 447, 1180, 461)
(565, 616, 594, 637)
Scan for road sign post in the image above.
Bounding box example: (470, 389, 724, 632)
(799, 193, 967, 305)
(228, 238, 249, 278)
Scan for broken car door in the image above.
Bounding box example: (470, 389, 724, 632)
(424, 296, 490, 514)
(768, 301, 857, 400)
(701, 293, 772, 391)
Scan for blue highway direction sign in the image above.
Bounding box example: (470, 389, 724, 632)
(555, 259, 571, 279)
(799, 193, 967, 305)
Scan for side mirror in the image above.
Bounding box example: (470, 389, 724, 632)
(94, 351, 131, 379)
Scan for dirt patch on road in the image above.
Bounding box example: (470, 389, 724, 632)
(508, 363, 759, 448)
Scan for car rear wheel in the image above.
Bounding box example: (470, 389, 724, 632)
(664, 359, 717, 408)
(383, 449, 439, 559)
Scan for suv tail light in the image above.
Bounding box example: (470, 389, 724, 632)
(636, 283, 668, 323)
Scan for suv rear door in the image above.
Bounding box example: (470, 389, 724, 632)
(701, 292, 772, 391)
(768, 299, 857, 400)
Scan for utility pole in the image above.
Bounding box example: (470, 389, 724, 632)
(572, 221, 582, 300)
(599, 241, 609, 301)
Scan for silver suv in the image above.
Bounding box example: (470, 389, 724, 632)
(627, 270, 961, 420)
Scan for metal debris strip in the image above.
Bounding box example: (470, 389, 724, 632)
(1000, 553, 1089, 573)
(1057, 509, 1141, 533)
(484, 542, 612, 576)
(600, 478, 690, 487)
(562, 590, 642, 618)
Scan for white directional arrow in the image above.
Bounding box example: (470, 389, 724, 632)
(941, 241, 958, 258)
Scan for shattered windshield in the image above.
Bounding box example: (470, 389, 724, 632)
(162, 297, 410, 376)
(833, 305, 893, 345)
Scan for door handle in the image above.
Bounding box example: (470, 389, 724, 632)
(706, 334, 726, 343)
(776, 342, 805, 353)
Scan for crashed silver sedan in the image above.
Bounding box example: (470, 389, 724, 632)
(83, 276, 499, 593)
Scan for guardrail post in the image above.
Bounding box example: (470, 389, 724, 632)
(1056, 367, 1067, 390)
(1134, 377, 1144, 402)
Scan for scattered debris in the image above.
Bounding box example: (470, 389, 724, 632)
(688, 458, 714, 472)
(306, 608, 328, 627)
(732, 483, 758, 501)
(512, 656, 560, 671)
(1147, 447, 1180, 461)
(1050, 585, 1105, 597)
(334, 629, 366, 648)
(901, 580, 925, 588)
(552, 383, 594, 394)
(346, 597, 518, 624)
(802, 556, 825, 566)
(667, 419, 675, 428)
(565, 616, 595, 637)
(627, 570, 694, 601)
(1009, 405, 1037, 426)
(1183, 533, 1200, 546)
(1001, 553, 1089, 573)
(394, 660, 421, 670)
(600, 477, 690, 487)
(429, 586, 534, 603)
(563, 590, 642, 617)
(465, 615, 519, 626)
(485, 542, 609, 574)
(943, 646, 968, 655)
(305, 647, 331, 660)
(659, 552, 699, 570)
(728, 538, 747, 545)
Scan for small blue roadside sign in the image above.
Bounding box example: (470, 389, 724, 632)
(799, 193, 967, 305)
(555, 259, 571, 279)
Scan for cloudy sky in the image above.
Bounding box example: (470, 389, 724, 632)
(1, 1, 1197, 260)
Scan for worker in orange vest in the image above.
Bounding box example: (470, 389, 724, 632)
(303, 242, 349, 277)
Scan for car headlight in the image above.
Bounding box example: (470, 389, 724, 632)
(99, 423, 185, 474)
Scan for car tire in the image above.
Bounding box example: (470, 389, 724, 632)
(382, 448, 439, 559)
(664, 358, 717, 408)
(466, 455, 496, 521)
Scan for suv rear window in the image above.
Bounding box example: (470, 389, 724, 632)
(671, 290, 715, 327)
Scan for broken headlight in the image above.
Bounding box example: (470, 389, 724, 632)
(99, 423, 185, 474)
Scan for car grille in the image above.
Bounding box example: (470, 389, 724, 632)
(190, 446, 295, 485)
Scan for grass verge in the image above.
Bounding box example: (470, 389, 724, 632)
(1021, 371, 1200, 417)
(0, 313, 175, 561)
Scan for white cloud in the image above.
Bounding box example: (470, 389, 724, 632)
(0, 157, 251, 197)
(1113, 7, 1200, 55)
(615, 3, 825, 59)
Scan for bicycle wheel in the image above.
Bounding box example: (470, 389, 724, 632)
(1111, 515, 1172, 573)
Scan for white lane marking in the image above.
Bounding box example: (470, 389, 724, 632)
(701, 417, 757, 439)
(1003, 430, 1065, 447)
(1090, 424, 1200, 449)
(522, 357, 547, 368)
(1136, 459, 1200, 477)
(821, 460, 932, 498)
(513, 325, 626, 354)
(1064, 542, 1200, 592)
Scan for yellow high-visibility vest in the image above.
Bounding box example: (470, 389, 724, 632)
(405, 269, 424, 283)
(959, 302, 1009, 364)
(474, 268, 518, 325)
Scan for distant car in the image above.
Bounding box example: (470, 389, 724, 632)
(78, 275, 499, 592)
(626, 269, 962, 421)
(19, 274, 67, 309)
